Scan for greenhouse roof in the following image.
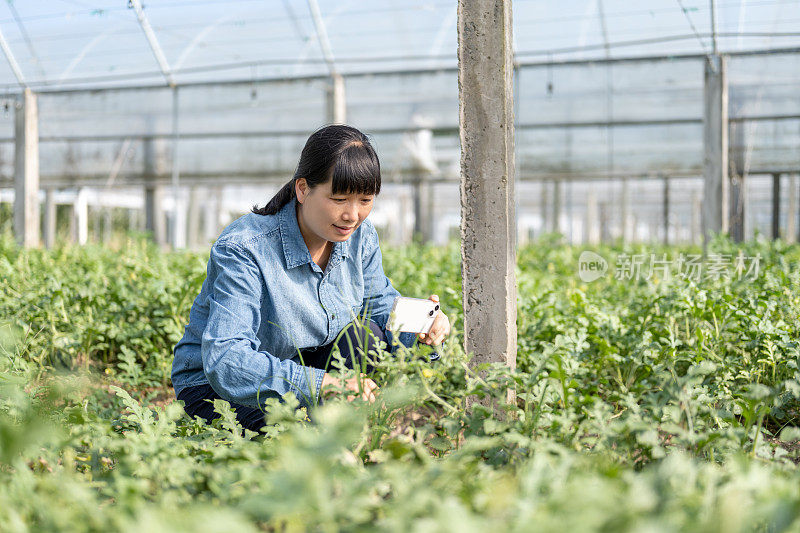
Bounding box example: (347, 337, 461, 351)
(0, 0, 797, 92)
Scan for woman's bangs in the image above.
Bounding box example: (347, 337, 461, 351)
(330, 143, 381, 196)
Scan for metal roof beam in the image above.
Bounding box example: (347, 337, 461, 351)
(129, 0, 175, 87)
(306, 0, 337, 76)
(20, 44, 800, 95)
(0, 22, 25, 87)
(5, 0, 45, 81)
(710, 0, 719, 55)
(597, 0, 611, 59)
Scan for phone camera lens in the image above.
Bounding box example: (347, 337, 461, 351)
(428, 310, 434, 317)
(434, 305, 440, 311)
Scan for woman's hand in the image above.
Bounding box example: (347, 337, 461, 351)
(417, 294, 451, 346)
(321, 372, 378, 403)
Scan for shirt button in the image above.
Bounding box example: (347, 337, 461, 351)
(331, 314, 336, 319)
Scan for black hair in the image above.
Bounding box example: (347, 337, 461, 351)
(252, 124, 381, 216)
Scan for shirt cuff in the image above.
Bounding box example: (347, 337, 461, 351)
(289, 364, 326, 408)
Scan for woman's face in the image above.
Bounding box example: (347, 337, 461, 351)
(295, 178, 375, 245)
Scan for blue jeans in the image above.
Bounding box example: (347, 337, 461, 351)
(177, 320, 387, 433)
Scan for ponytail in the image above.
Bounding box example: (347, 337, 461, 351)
(252, 178, 296, 216)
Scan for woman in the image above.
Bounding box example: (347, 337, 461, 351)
(171, 125, 451, 432)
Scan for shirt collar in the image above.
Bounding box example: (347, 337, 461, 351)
(278, 198, 350, 271)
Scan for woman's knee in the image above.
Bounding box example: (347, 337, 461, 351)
(366, 319, 386, 344)
(178, 384, 266, 433)
(335, 320, 386, 371)
(338, 319, 384, 348)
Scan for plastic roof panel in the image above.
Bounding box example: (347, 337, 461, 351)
(0, 1, 796, 91)
(0, 1, 796, 187)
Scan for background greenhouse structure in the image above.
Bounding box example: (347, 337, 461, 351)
(2, 0, 800, 249)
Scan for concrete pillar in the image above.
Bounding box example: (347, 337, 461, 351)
(788, 174, 797, 243)
(326, 73, 346, 124)
(138, 206, 146, 232)
(208, 185, 224, 239)
(586, 188, 600, 244)
(663, 175, 670, 245)
(43, 188, 56, 249)
(566, 179, 574, 243)
(412, 175, 433, 242)
(145, 184, 166, 245)
(458, 0, 517, 407)
(412, 177, 423, 241)
(552, 179, 562, 233)
(728, 93, 752, 242)
(691, 190, 701, 245)
(127, 207, 137, 234)
(91, 205, 100, 242)
(102, 206, 112, 244)
(186, 186, 202, 249)
(772, 173, 781, 240)
(621, 178, 631, 242)
(729, 174, 746, 242)
(143, 129, 169, 247)
(170, 87, 182, 250)
(702, 55, 729, 245)
(599, 201, 610, 242)
(397, 187, 412, 245)
(13, 88, 40, 248)
(170, 188, 187, 249)
(427, 182, 436, 242)
(729, 116, 746, 242)
(72, 187, 88, 245)
(539, 180, 549, 233)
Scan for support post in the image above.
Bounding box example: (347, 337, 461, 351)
(170, 188, 187, 249)
(103, 205, 112, 244)
(186, 186, 202, 249)
(599, 201, 610, 242)
(772, 173, 781, 240)
(211, 185, 224, 239)
(426, 181, 436, 242)
(621, 177, 631, 242)
(143, 129, 168, 247)
(170, 87, 182, 249)
(145, 184, 166, 246)
(586, 188, 600, 244)
(788, 174, 797, 243)
(729, 117, 746, 242)
(43, 188, 56, 249)
(663, 175, 670, 245)
(412, 175, 433, 242)
(13, 88, 39, 247)
(127, 207, 137, 234)
(691, 190, 701, 245)
(702, 55, 729, 245)
(458, 0, 517, 410)
(552, 179, 562, 234)
(326, 73, 346, 124)
(92, 204, 100, 242)
(397, 187, 411, 245)
(540, 180, 549, 233)
(566, 179, 574, 243)
(72, 187, 88, 245)
(729, 174, 746, 242)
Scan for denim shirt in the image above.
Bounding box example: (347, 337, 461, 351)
(171, 198, 415, 409)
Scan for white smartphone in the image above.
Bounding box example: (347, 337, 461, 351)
(387, 296, 440, 334)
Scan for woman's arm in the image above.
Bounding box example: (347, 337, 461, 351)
(201, 242, 325, 409)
